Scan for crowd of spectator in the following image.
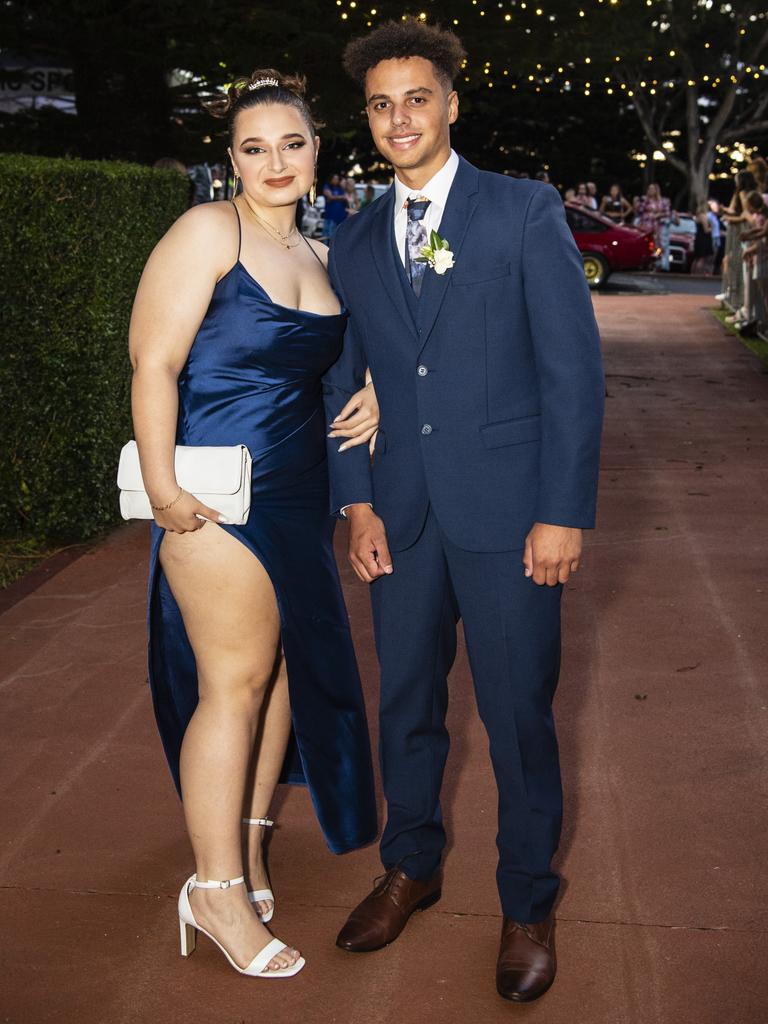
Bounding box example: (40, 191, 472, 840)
(551, 159, 768, 336)
(558, 165, 766, 285)
(716, 159, 768, 333)
(317, 172, 379, 238)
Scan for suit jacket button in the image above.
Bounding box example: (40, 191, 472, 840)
(417, 365, 428, 377)
(421, 424, 433, 435)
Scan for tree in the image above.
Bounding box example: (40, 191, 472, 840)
(4, 0, 766, 204)
(478, 0, 768, 205)
(622, 1, 768, 204)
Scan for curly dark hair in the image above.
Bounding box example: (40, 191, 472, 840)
(342, 17, 466, 91)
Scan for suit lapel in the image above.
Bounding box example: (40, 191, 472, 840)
(368, 187, 418, 337)
(416, 158, 480, 350)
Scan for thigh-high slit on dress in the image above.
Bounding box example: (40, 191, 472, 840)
(146, 211, 377, 854)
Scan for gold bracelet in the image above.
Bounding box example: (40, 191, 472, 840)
(151, 487, 184, 512)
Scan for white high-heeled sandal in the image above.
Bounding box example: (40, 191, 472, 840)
(242, 817, 275, 923)
(178, 874, 304, 979)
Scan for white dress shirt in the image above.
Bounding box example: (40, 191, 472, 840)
(393, 149, 460, 266)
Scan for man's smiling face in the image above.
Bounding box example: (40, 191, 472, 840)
(364, 56, 458, 181)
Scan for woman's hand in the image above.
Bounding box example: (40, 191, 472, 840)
(152, 489, 228, 533)
(328, 380, 380, 454)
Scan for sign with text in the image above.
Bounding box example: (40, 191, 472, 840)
(0, 68, 74, 98)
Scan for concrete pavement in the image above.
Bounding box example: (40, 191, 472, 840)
(0, 292, 766, 1023)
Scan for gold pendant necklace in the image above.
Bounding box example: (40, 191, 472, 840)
(245, 202, 301, 249)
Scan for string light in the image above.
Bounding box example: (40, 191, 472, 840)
(328, 0, 768, 108)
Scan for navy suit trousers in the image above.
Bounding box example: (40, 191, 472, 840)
(371, 507, 563, 923)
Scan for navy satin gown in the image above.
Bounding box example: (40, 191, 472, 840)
(146, 218, 377, 854)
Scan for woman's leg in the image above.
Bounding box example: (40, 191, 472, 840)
(160, 522, 298, 971)
(742, 260, 752, 319)
(242, 654, 292, 916)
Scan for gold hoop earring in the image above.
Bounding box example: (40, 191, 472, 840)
(309, 166, 317, 206)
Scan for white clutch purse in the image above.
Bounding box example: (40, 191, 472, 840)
(117, 441, 252, 525)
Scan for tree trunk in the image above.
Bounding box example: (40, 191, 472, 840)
(687, 154, 715, 210)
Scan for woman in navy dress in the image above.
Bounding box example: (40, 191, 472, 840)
(129, 71, 378, 978)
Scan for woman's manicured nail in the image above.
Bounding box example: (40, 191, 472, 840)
(338, 443, 348, 452)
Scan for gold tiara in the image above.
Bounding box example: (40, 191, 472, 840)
(248, 77, 280, 91)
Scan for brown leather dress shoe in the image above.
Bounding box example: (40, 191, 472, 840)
(496, 913, 556, 1002)
(336, 867, 442, 952)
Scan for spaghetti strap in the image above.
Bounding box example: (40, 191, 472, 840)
(231, 200, 242, 261)
(302, 233, 326, 269)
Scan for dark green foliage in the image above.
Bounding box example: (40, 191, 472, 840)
(0, 154, 188, 542)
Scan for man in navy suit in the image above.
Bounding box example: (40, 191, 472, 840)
(323, 18, 604, 1002)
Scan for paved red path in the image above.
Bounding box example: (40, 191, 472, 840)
(1, 294, 766, 1023)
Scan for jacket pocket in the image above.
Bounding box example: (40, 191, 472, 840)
(479, 414, 541, 449)
(451, 262, 511, 287)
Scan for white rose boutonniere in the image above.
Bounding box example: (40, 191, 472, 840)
(416, 230, 455, 276)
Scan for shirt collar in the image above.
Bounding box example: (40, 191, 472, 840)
(394, 149, 460, 219)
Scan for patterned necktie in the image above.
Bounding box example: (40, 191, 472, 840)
(405, 196, 431, 297)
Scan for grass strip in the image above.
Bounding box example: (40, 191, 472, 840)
(710, 308, 768, 369)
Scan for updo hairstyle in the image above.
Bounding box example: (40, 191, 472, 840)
(208, 68, 317, 144)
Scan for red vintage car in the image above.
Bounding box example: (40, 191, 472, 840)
(564, 203, 657, 288)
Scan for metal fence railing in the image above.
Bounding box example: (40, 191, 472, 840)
(721, 221, 768, 341)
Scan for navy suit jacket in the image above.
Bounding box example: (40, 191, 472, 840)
(323, 156, 605, 554)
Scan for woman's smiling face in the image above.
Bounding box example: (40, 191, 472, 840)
(229, 103, 317, 207)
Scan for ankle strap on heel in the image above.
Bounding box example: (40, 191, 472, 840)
(242, 817, 274, 828)
(191, 874, 245, 890)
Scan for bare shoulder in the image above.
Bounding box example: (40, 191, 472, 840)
(152, 200, 238, 272)
(304, 236, 329, 267)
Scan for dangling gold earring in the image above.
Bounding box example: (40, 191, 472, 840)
(309, 165, 317, 206)
(232, 171, 240, 199)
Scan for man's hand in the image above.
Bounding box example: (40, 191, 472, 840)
(523, 523, 583, 586)
(345, 504, 393, 583)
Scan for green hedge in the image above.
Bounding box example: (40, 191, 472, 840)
(0, 154, 189, 543)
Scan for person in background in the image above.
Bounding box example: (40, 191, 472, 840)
(691, 200, 714, 276)
(716, 169, 759, 297)
(599, 183, 632, 224)
(586, 181, 599, 210)
(720, 170, 758, 227)
(322, 173, 348, 241)
(563, 187, 576, 203)
(742, 193, 768, 322)
(634, 183, 674, 270)
(573, 182, 592, 208)
(188, 162, 215, 205)
(210, 163, 228, 201)
(344, 176, 360, 215)
(707, 200, 724, 274)
(746, 156, 767, 200)
(535, 170, 550, 183)
(359, 184, 376, 209)
(727, 191, 768, 329)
